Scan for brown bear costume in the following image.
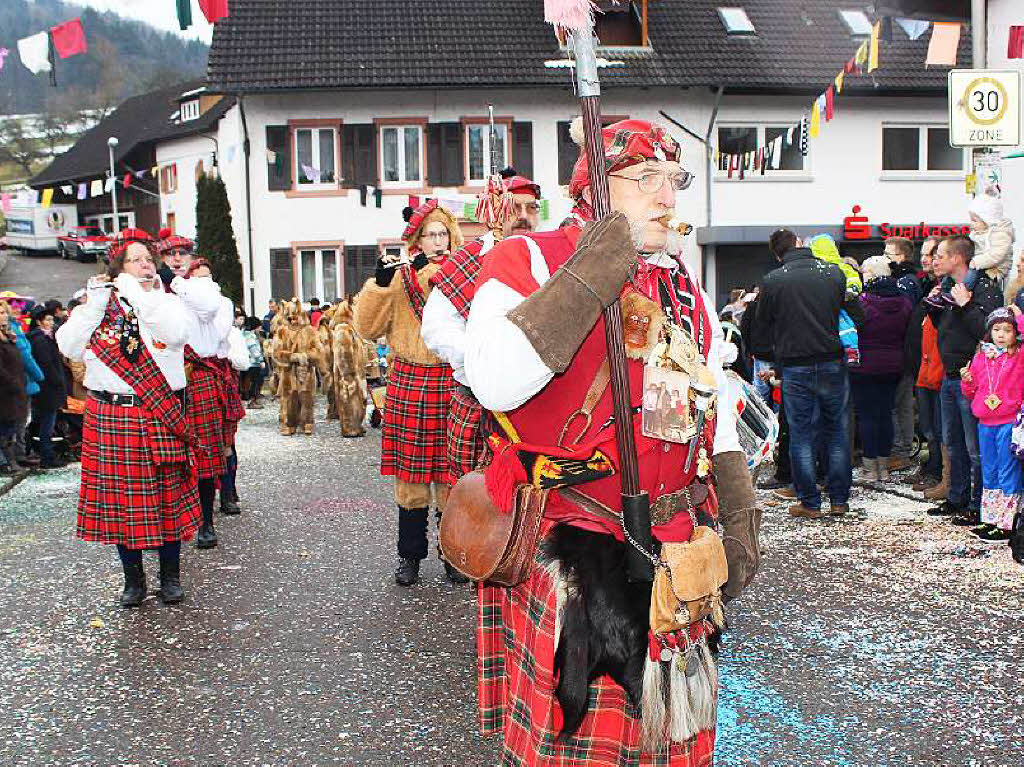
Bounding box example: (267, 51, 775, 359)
(272, 300, 325, 435)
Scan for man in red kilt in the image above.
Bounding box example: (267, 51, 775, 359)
(56, 230, 201, 607)
(421, 171, 541, 479)
(462, 119, 760, 765)
(156, 230, 245, 550)
(353, 200, 467, 587)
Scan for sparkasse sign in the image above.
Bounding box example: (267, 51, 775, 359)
(948, 70, 1021, 147)
(843, 205, 969, 241)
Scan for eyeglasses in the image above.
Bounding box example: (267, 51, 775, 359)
(609, 170, 694, 194)
(422, 231, 450, 241)
(125, 255, 155, 265)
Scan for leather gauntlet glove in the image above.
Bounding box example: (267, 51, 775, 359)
(507, 212, 637, 373)
(714, 450, 760, 603)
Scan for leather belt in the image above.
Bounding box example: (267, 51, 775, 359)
(561, 483, 710, 527)
(91, 390, 185, 407)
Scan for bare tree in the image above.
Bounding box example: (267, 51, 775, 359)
(0, 118, 47, 179)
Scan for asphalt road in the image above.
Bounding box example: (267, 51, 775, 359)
(0, 249, 98, 302)
(1, 401, 1022, 766)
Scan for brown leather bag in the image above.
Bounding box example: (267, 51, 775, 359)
(649, 526, 729, 634)
(439, 471, 550, 587)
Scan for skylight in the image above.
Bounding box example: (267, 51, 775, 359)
(838, 9, 873, 36)
(718, 7, 755, 35)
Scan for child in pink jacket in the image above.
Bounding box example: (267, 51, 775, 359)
(961, 307, 1024, 542)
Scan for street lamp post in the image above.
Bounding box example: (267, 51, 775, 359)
(107, 136, 119, 232)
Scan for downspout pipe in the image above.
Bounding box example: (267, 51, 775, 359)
(703, 86, 724, 286)
(237, 93, 256, 314)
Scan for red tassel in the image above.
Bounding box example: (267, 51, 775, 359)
(484, 444, 527, 514)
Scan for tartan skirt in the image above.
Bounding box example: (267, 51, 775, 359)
(381, 358, 454, 485)
(477, 553, 716, 766)
(187, 365, 227, 480)
(448, 384, 488, 479)
(77, 398, 201, 549)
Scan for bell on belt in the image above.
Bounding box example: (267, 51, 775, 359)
(683, 380, 716, 474)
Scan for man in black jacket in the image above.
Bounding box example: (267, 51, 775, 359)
(756, 229, 864, 517)
(26, 306, 68, 469)
(886, 236, 923, 470)
(925, 236, 1003, 524)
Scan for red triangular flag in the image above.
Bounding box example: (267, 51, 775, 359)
(199, 0, 229, 24)
(50, 18, 87, 59)
(824, 86, 835, 121)
(123, 173, 132, 189)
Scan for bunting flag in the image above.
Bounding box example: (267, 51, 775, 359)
(77, 183, 87, 200)
(135, 170, 146, 179)
(177, 0, 193, 31)
(60, 185, 72, 195)
(868, 20, 880, 72)
(199, 0, 230, 24)
(809, 101, 821, 138)
(824, 86, 835, 121)
(896, 18, 930, 41)
(40, 188, 54, 208)
(926, 22, 961, 67)
(855, 41, 868, 67)
(50, 18, 87, 58)
(1, 194, 11, 213)
(834, 71, 844, 93)
(123, 173, 132, 188)
(1008, 26, 1024, 60)
(151, 165, 159, 176)
(90, 179, 103, 197)
(104, 177, 114, 193)
(17, 31, 51, 74)
(0, 47, 9, 72)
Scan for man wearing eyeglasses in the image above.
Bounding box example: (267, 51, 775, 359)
(421, 170, 542, 482)
(460, 119, 756, 765)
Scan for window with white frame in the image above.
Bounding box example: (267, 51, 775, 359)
(716, 124, 805, 176)
(380, 125, 423, 186)
(295, 127, 337, 186)
(298, 248, 342, 303)
(180, 99, 201, 122)
(882, 126, 964, 173)
(465, 123, 508, 184)
(380, 242, 404, 262)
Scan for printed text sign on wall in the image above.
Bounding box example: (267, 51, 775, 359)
(948, 70, 1021, 148)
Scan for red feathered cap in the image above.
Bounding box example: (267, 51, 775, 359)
(156, 227, 195, 255)
(568, 118, 681, 200)
(502, 175, 541, 199)
(109, 227, 154, 259)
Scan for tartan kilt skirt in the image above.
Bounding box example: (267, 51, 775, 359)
(448, 384, 488, 479)
(381, 358, 454, 485)
(477, 547, 716, 767)
(77, 398, 201, 549)
(186, 365, 226, 479)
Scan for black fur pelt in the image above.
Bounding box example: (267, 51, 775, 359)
(541, 524, 652, 739)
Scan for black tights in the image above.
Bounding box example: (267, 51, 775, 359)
(116, 541, 180, 568)
(198, 477, 216, 525)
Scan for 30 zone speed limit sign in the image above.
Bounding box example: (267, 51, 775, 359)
(949, 70, 1021, 147)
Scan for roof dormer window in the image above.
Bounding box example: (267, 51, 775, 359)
(718, 7, 755, 36)
(838, 9, 873, 36)
(180, 99, 200, 122)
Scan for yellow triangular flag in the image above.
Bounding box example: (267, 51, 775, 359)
(809, 101, 821, 138)
(834, 71, 845, 93)
(855, 41, 868, 65)
(151, 165, 159, 177)
(868, 20, 880, 71)
(41, 188, 53, 208)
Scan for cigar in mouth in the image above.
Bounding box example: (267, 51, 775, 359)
(656, 215, 693, 236)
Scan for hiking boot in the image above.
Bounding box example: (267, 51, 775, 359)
(887, 456, 912, 472)
(912, 475, 940, 492)
(443, 560, 470, 584)
(119, 562, 147, 608)
(788, 502, 825, 520)
(922, 446, 951, 501)
(773, 486, 798, 501)
(926, 500, 961, 517)
(395, 557, 420, 587)
(158, 560, 185, 604)
(829, 503, 850, 517)
(195, 523, 218, 549)
(303, 424, 314, 435)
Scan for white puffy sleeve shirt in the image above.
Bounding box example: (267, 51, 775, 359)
(56, 278, 189, 393)
(171, 275, 235, 359)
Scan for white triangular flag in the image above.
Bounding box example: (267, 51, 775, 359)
(61, 185, 73, 195)
(895, 18, 930, 41)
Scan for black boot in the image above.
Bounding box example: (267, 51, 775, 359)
(159, 559, 185, 604)
(120, 562, 146, 608)
(220, 498, 241, 515)
(443, 560, 470, 584)
(196, 478, 218, 549)
(951, 508, 980, 527)
(195, 523, 218, 549)
(395, 557, 421, 586)
(926, 500, 961, 517)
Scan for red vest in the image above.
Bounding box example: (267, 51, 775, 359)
(478, 227, 716, 542)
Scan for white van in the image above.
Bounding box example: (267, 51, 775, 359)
(3, 204, 78, 256)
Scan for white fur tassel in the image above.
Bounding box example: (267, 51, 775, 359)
(667, 658, 698, 743)
(640, 656, 667, 752)
(544, 0, 595, 33)
(569, 115, 586, 147)
(686, 643, 718, 733)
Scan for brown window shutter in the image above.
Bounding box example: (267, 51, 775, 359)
(344, 245, 379, 295)
(269, 248, 295, 300)
(512, 121, 534, 179)
(426, 123, 443, 187)
(441, 122, 464, 186)
(342, 124, 378, 188)
(266, 126, 291, 191)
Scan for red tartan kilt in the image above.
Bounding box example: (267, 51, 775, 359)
(187, 365, 226, 479)
(477, 550, 715, 766)
(381, 358, 454, 485)
(447, 385, 487, 479)
(78, 398, 200, 549)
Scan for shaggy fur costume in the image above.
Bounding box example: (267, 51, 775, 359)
(331, 301, 369, 437)
(272, 300, 326, 435)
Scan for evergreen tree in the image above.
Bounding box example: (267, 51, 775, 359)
(196, 173, 244, 306)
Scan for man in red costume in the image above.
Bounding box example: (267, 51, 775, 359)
(422, 170, 542, 479)
(462, 119, 759, 766)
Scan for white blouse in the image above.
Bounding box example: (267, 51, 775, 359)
(56, 274, 188, 393)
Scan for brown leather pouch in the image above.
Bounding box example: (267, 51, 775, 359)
(649, 526, 729, 634)
(439, 471, 550, 587)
